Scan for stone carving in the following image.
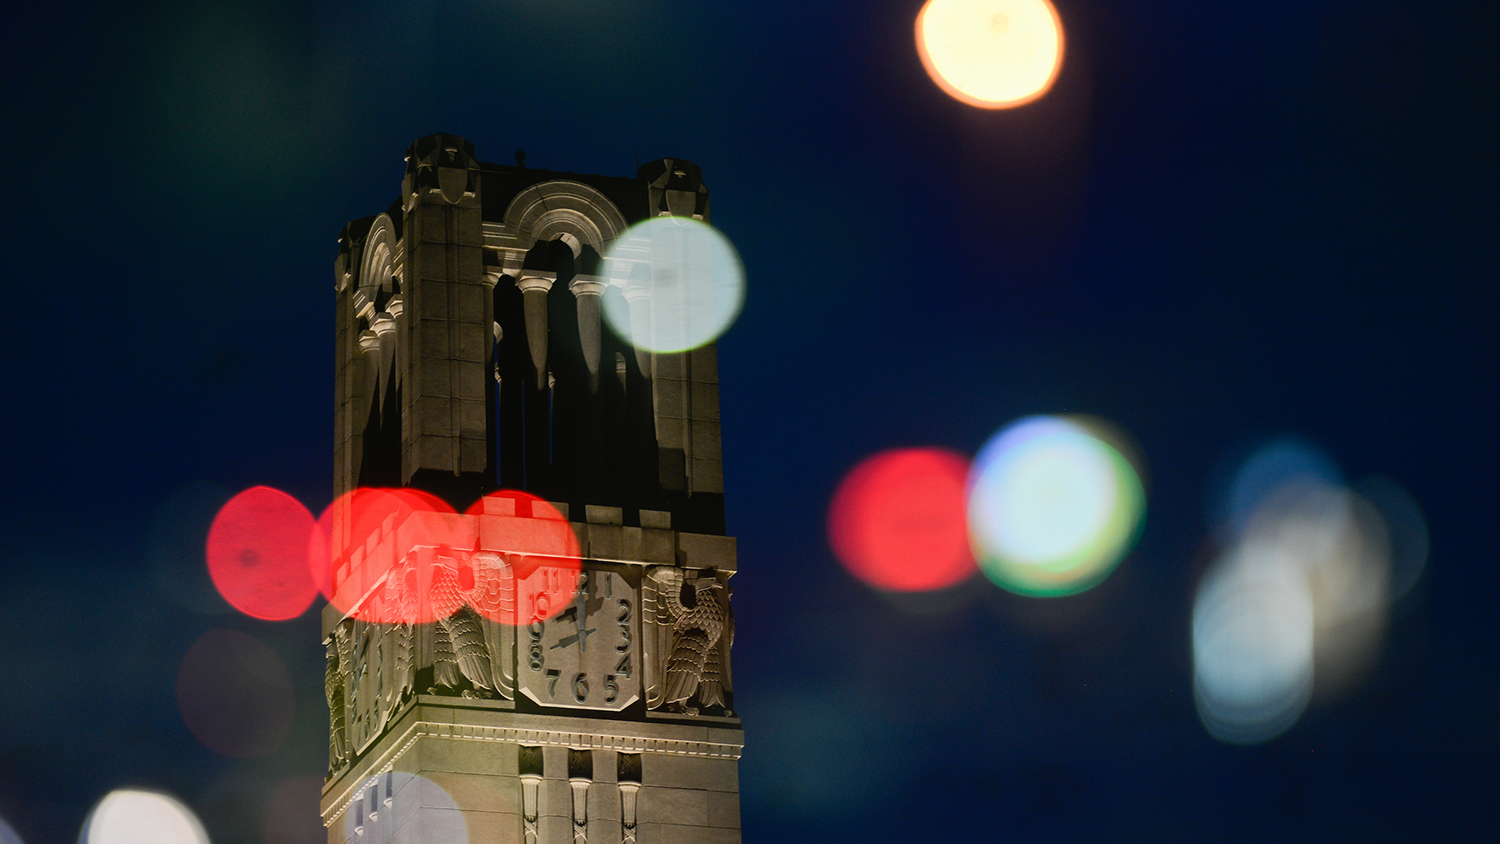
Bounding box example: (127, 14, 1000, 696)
(500, 180, 628, 257)
(643, 567, 734, 713)
(568, 749, 592, 844)
(406, 133, 478, 205)
(618, 753, 642, 844)
(433, 605, 498, 696)
(519, 745, 544, 844)
(325, 548, 523, 767)
(639, 158, 710, 221)
(426, 551, 513, 698)
(325, 625, 349, 775)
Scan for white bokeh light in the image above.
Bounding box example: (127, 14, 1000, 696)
(343, 772, 467, 844)
(1193, 541, 1315, 744)
(1194, 437, 1408, 745)
(967, 416, 1144, 596)
(602, 216, 744, 353)
(80, 790, 210, 844)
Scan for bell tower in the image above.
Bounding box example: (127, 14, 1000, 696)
(321, 135, 741, 844)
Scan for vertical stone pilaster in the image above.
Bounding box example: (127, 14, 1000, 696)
(618, 753, 642, 844)
(568, 749, 593, 844)
(400, 134, 485, 484)
(520, 745, 544, 844)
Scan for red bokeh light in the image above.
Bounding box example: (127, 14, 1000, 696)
(262, 775, 324, 844)
(827, 447, 977, 592)
(307, 487, 580, 626)
(308, 487, 475, 624)
(205, 486, 318, 621)
(465, 490, 581, 625)
(176, 629, 294, 759)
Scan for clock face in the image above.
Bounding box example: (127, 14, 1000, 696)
(516, 565, 639, 711)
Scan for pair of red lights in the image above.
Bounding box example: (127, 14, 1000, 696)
(206, 486, 580, 624)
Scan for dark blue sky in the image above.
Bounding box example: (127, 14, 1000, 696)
(1, 1, 1496, 842)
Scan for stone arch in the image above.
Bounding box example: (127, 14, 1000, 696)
(355, 213, 399, 318)
(503, 180, 628, 257)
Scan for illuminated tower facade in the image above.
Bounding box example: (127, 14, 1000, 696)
(321, 135, 740, 844)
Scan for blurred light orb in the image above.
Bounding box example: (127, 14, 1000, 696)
(602, 216, 744, 353)
(1242, 479, 1393, 698)
(827, 447, 977, 592)
(465, 490, 582, 624)
(81, 790, 210, 844)
(915, 0, 1064, 109)
(206, 486, 318, 620)
(309, 487, 477, 624)
(1219, 436, 1342, 540)
(175, 629, 295, 759)
(0, 815, 21, 844)
(1193, 542, 1315, 744)
(967, 416, 1144, 596)
(343, 772, 467, 844)
(1356, 475, 1429, 603)
(262, 776, 324, 844)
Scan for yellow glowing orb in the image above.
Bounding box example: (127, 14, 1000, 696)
(916, 0, 1064, 109)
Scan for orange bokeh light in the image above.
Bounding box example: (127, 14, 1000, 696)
(915, 0, 1064, 110)
(828, 447, 977, 592)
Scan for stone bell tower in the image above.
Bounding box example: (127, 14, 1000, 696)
(321, 134, 741, 844)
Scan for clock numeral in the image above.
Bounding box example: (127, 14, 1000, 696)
(604, 674, 619, 704)
(546, 669, 560, 697)
(615, 653, 632, 678)
(573, 673, 589, 702)
(528, 621, 545, 672)
(618, 598, 632, 652)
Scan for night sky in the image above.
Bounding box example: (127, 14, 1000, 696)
(2, 1, 1496, 842)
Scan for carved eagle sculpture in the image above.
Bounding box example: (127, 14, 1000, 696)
(325, 621, 352, 772)
(646, 568, 733, 713)
(424, 550, 516, 699)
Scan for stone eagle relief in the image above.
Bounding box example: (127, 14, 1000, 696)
(643, 566, 734, 715)
(325, 547, 521, 774)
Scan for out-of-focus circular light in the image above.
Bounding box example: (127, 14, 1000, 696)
(602, 216, 744, 353)
(1218, 437, 1342, 540)
(915, 0, 1064, 109)
(1243, 480, 1393, 698)
(0, 815, 21, 844)
(342, 772, 468, 844)
(465, 490, 581, 624)
(309, 487, 476, 624)
(1355, 475, 1429, 603)
(175, 629, 295, 758)
(1193, 541, 1314, 744)
(967, 416, 1144, 597)
(81, 790, 210, 844)
(262, 775, 324, 844)
(828, 447, 976, 592)
(206, 486, 318, 620)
